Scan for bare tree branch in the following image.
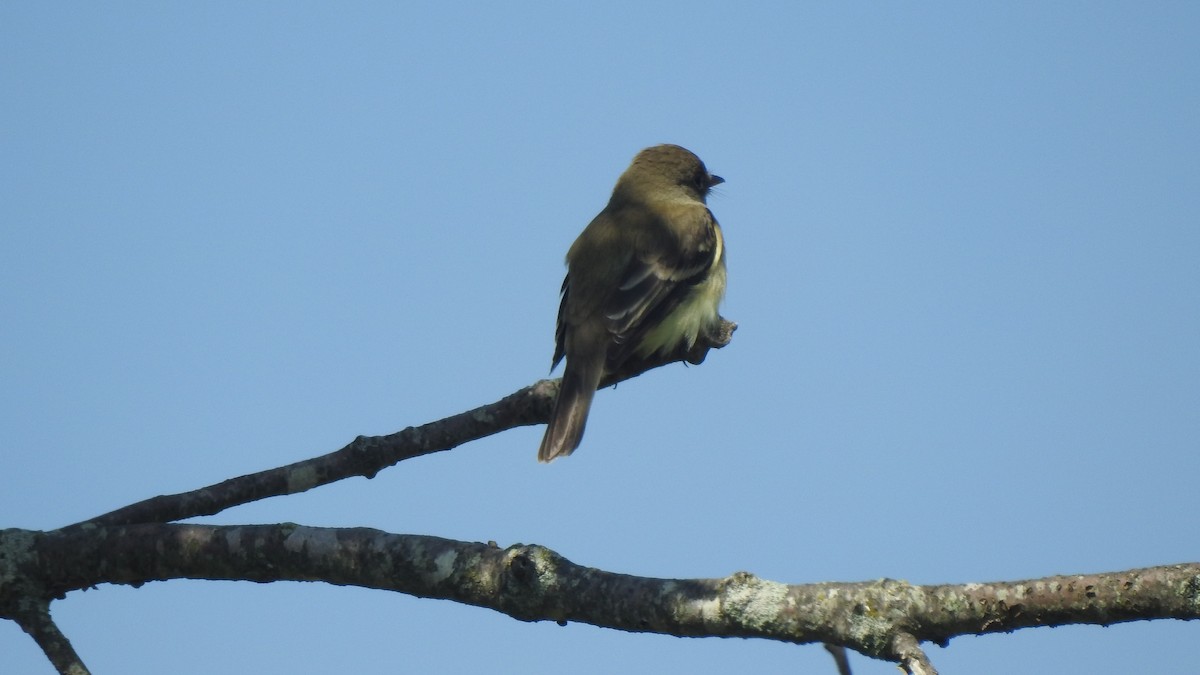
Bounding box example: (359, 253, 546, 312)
(61, 319, 736, 531)
(13, 602, 90, 675)
(4, 523, 1197, 672)
(60, 381, 550, 530)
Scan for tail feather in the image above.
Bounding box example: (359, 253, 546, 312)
(538, 357, 603, 462)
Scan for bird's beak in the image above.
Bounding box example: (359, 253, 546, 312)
(709, 174, 725, 186)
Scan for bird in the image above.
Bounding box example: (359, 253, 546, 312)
(538, 144, 727, 462)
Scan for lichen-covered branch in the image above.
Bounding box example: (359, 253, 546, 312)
(60, 319, 735, 531)
(4, 524, 1197, 671)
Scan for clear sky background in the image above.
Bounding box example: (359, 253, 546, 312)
(2, 4, 1198, 674)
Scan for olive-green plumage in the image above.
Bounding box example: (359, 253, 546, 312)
(538, 144, 727, 462)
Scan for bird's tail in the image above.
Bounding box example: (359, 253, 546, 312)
(538, 356, 603, 462)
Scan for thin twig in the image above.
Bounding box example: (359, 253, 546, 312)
(59, 318, 735, 530)
(13, 600, 91, 675)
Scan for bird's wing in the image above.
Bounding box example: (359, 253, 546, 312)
(551, 274, 570, 370)
(602, 205, 720, 366)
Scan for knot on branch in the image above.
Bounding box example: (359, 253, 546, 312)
(499, 544, 567, 623)
(721, 571, 791, 631)
(842, 578, 925, 659)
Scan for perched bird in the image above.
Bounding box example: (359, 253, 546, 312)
(538, 144, 727, 462)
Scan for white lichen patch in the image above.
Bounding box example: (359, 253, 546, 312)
(176, 525, 213, 555)
(425, 549, 458, 585)
(847, 612, 893, 649)
(724, 574, 789, 629)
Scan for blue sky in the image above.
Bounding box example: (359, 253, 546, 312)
(2, 3, 1197, 673)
